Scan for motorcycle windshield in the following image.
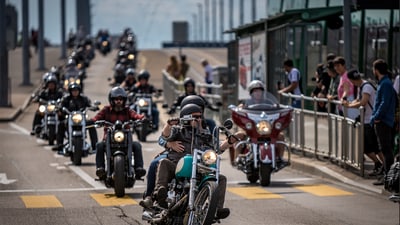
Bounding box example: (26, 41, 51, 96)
(243, 91, 279, 110)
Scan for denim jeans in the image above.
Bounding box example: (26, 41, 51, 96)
(144, 153, 167, 197)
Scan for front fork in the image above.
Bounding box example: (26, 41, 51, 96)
(105, 131, 133, 178)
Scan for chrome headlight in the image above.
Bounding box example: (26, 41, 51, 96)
(75, 79, 81, 84)
(128, 54, 135, 60)
(138, 99, 149, 107)
(202, 150, 217, 165)
(113, 131, 125, 142)
(256, 120, 272, 135)
(39, 105, 46, 113)
(102, 41, 108, 46)
(245, 122, 253, 130)
(274, 122, 282, 130)
(72, 113, 83, 124)
(47, 104, 56, 112)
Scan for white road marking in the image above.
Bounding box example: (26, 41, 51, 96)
(8, 122, 30, 135)
(68, 165, 107, 190)
(0, 173, 17, 184)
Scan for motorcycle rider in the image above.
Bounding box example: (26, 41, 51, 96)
(120, 68, 137, 91)
(91, 87, 146, 180)
(130, 70, 160, 131)
(30, 74, 64, 136)
(151, 103, 231, 220)
(227, 80, 287, 166)
(62, 58, 81, 91)
(167, 77, 218, 131)
(53, 83, 98, 153)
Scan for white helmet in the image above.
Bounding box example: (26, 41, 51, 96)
(248, 80, 265, 94)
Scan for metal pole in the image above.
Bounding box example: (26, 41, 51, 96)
(37, 0, 46, 70)
(60, 0, 67, 59)
(197, 3, 203, 41)
(21, 0, 31, 86)
(205, 0, 209, 41)
(219, 0, 224, 42)
(229, 0, 233, 40)
(0, 0, 9, 106)
(343, 0, 352, 68)
(212, 0, 216, 41)
(192, 13, 197, 41)
(252, 0, 256, 22)
(239, 0, 244, 25)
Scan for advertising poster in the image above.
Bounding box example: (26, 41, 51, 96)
(238, 37, 252, 100)
(251, 32, 266, 84)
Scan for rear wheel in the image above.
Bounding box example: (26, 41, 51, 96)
(189, 181, 219, 225)
(72, 137, 83, 165)
(114, 155, 126, 197)
(259, 163, 273, 186)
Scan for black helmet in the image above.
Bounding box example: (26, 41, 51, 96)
(248, 80, 265, 94)
(66, 58, 76, 68)
(68, 82, 81, 93)
(180, 95, 205, 111)
(114, 63, 125, 73)
(108, 86, 127, 106)
(183, 77, 195, 88)
(125, 68, 135, 76)
(45, 73, 58, 86)
(138, 70, 150, 81)
(180, 103, 202, 118)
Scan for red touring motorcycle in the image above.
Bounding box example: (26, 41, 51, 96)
(228, 92, 293, 186)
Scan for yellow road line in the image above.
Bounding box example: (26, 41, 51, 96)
(90, 193, 137, 206)
(20, 195, 63, 208)
(294, 184, 354, 196)
(227, 187, 283, 199)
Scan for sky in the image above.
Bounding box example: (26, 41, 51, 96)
(6, 0, 271, 49)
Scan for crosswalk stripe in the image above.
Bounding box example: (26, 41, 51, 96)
(227, 187, 283, 199)
(293, 184, 354, 196)
(90, 193, 138, 206)
(20, 195, 63, 208)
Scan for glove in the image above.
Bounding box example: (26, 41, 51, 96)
(167, 117, 180, 126)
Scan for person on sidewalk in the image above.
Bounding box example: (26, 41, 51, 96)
(370, 59, 397, 185)
(90, 86, 146, 180)
(179, 54, 190, 80)
(342, 69, 384, 176)
(278, 58, 303, 108)
(31, 74, 64, 136)
(201, 59, 213, 94)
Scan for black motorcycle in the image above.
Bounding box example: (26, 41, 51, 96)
(94, 119, 143, 197)
(36, 99, 60, 145)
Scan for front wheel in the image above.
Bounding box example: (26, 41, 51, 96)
(259, 163, 273, 186)
(114, 155, 126, 197)
(189, 181, 219, 225)
(72, 137, 83, 165)
(48, 125, 56, 145)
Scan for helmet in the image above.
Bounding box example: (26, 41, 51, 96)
(114, 63, 125, 73)
(138, 70, 150, 81)
(66, 58, 76, 68)
(45, 73, 58, 86)
(68, 82, 81, 93)
(180, 95, 205, 110)
(183, 78, 195, 88)
(248, 80, 265, 94)
(180, 103, 202, 118)
(125, 68, 135, 76)
(108, 86, 127, 106)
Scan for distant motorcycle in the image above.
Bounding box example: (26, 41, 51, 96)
(228, 91, 293, 186)
(94, 119, 144, 197)
(98, 39, 111, 56)
(36, 99, 60, 145)
(61, 101, 100, 165)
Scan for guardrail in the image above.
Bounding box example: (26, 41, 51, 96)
(279, 93, 367, 177)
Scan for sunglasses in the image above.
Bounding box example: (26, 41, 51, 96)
(192, 114, 202, 119)
(113, 98, 124, 101)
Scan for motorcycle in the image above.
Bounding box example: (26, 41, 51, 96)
(98, 39, 111, 56)
(36, 99, 60, 145)
(61, 102, 100, 165)
(142, 119, 234, 225)
(129, 90, 162, 142)
(228, 92, 293, 186)
(94, 119, 143, 197)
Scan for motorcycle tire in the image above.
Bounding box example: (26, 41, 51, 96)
(114, 155, 126, 197)
(48, 125, 56, 146)
(246, 169, 259, 184)
(137, 128, 147, 142)
(72, 137, 83, 165)
(259, 163, 273, 186)
(187, 181, 218, 225)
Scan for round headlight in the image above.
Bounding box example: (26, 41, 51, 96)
(76, 79, 81, 84)
(72, 113, 83, 123)
(274, 122, 282, 130)
(202, 150, 217, 165)
(47, 104, 55, 112)
(113, 131, 125, 142)
(245, 122, 253, 130)
(256, 120, 272, 135)
(39, 105, 46, 113)
(128, 54, 135, 60)
(102, 41, 108, 46)
(138, 99, 148, 107)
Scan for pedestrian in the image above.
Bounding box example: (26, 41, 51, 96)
(278, 58, 303, 108)
(311, 63, 330, 112)
(333, 56, 359, 120)
(166, 55, 180, 80)
(201, 59, 213, 94)
(343, 69, 384, 176)
(326, 60, 340, 114)
(370, 59, 397, 185)
(179, 55, 190, 80)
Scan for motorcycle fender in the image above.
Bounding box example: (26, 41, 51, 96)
(259, 143, 273, 164)
(72, 131, 83, 137)
(112, 151, 126, 157)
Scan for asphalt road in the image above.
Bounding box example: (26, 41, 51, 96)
(0, 48, 398, 225)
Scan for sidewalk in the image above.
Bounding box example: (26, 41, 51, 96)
(0, 47, 65, 122)
(0, 47, 389, 198)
